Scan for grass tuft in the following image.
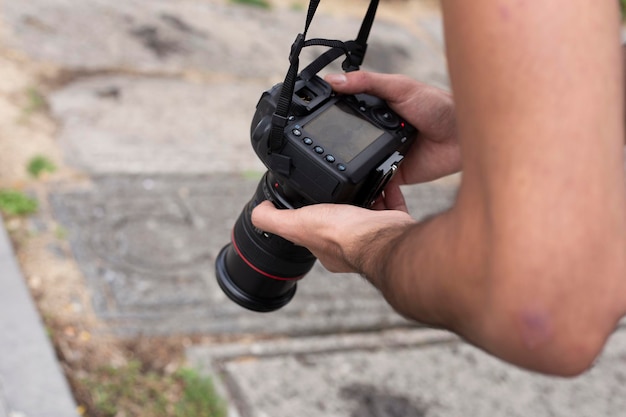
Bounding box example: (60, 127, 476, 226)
(27, 155, 57, 178)
(174, 368, 228, 417)
(0, 189, 38, 216)
(78, 361, 227, 417)
(229, 0, 271, 9)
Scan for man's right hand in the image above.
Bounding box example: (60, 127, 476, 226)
(324, 71, 461, 184)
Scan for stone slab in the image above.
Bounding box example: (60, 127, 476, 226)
(3, 0, 447, 84)
(49, 72, 451, 176)
(189, 326, 626, 417)
(50, 174, 458, 336)
(49, 76, 269, 175)
(43, 6, 448, 177)
(0, 221, 78, 417)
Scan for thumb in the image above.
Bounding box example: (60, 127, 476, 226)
(251, 200, 283, 234)
(251, 201, 306, 244)
(323, 71, 415, 104)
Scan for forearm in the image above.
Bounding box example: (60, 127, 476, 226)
(360, 191, 493, 357)
(363, 180, 625, 376)
(365, 207, 479, 331)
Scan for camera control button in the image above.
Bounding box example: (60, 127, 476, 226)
(303, 137, 313, 145)
(292, 128, 302, 136)
(314, 146, 324, 154)
(325, 155, 336, 163)
(337, 164, 346, 171)
(372, 107, 400, 129)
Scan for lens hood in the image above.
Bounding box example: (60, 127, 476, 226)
(215, 244, 297, 312)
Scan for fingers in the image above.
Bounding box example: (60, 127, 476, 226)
(382, 179, 409, 212)
(371, 179, 409, 212)
(251, 201, 338, 248)
(324, 71, 418, 105)
(252, 200, 417, 274)
(324, 71, 456, 144)
(251, 201, 302, 244)
(251, 202, 349, 272)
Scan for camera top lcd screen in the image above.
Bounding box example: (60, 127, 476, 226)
(303, 102, 384, 163)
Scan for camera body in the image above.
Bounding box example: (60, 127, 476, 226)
(251, 75, 416, 208)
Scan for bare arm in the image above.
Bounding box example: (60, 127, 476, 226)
(253, 0, 626, 376)
(421, 0, 626, 374)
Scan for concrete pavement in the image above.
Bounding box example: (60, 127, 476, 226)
(188, 326, 626, 417)
(0, 217, 78, 416)
(1, 1, 625, 416)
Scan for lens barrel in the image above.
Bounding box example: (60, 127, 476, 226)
(215, 173, 316, 312)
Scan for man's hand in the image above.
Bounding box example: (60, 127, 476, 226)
(252, 200, 415, 276)
(324, 71, 460, 184)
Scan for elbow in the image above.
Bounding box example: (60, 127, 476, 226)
(448, 186, 626, 376)
(477, 292, 622, 377)
(485, 301, 619, 377)
(477, 256, 626, 377)
(515, 318, 613, 377)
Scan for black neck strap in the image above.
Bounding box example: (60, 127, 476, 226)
(268, 0, 380, 153)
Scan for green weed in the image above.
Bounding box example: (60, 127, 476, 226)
(80, 362, 226, 417)
(83, 361, 170, 416)
(27, 155, 57, 178)
(174, 368, 227, 417)
(23, 86, 48, 115)
(0, 190, 38, 216)
(229, 0, 271, 9)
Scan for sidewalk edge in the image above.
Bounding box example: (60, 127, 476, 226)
(0, 219, 78, 417)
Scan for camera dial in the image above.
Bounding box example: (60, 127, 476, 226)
(371, 106, 400, 129)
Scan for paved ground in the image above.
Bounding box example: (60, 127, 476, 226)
(0, 223, 77, 416)
(0, 1, 625, 416)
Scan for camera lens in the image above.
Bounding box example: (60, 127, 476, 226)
(215, 172, 317, 312)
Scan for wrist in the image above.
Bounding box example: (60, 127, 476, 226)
(365, 213, 460, 330)
(357, 220, 418, 290)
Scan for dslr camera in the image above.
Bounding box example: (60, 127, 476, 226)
(215, 0, 417, 312)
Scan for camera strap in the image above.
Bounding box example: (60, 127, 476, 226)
(268, 0, 380, 154)
(301, 0, 379, 80)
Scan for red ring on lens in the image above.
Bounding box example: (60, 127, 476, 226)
(230, 231, 303, 281)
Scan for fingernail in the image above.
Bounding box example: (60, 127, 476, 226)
(325, 73, 347, 85)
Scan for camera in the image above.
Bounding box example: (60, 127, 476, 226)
(215, 0, 417, 312)
(215, 74, 416, 312)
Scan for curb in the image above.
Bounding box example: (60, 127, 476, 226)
(0, 220, 78, 417)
